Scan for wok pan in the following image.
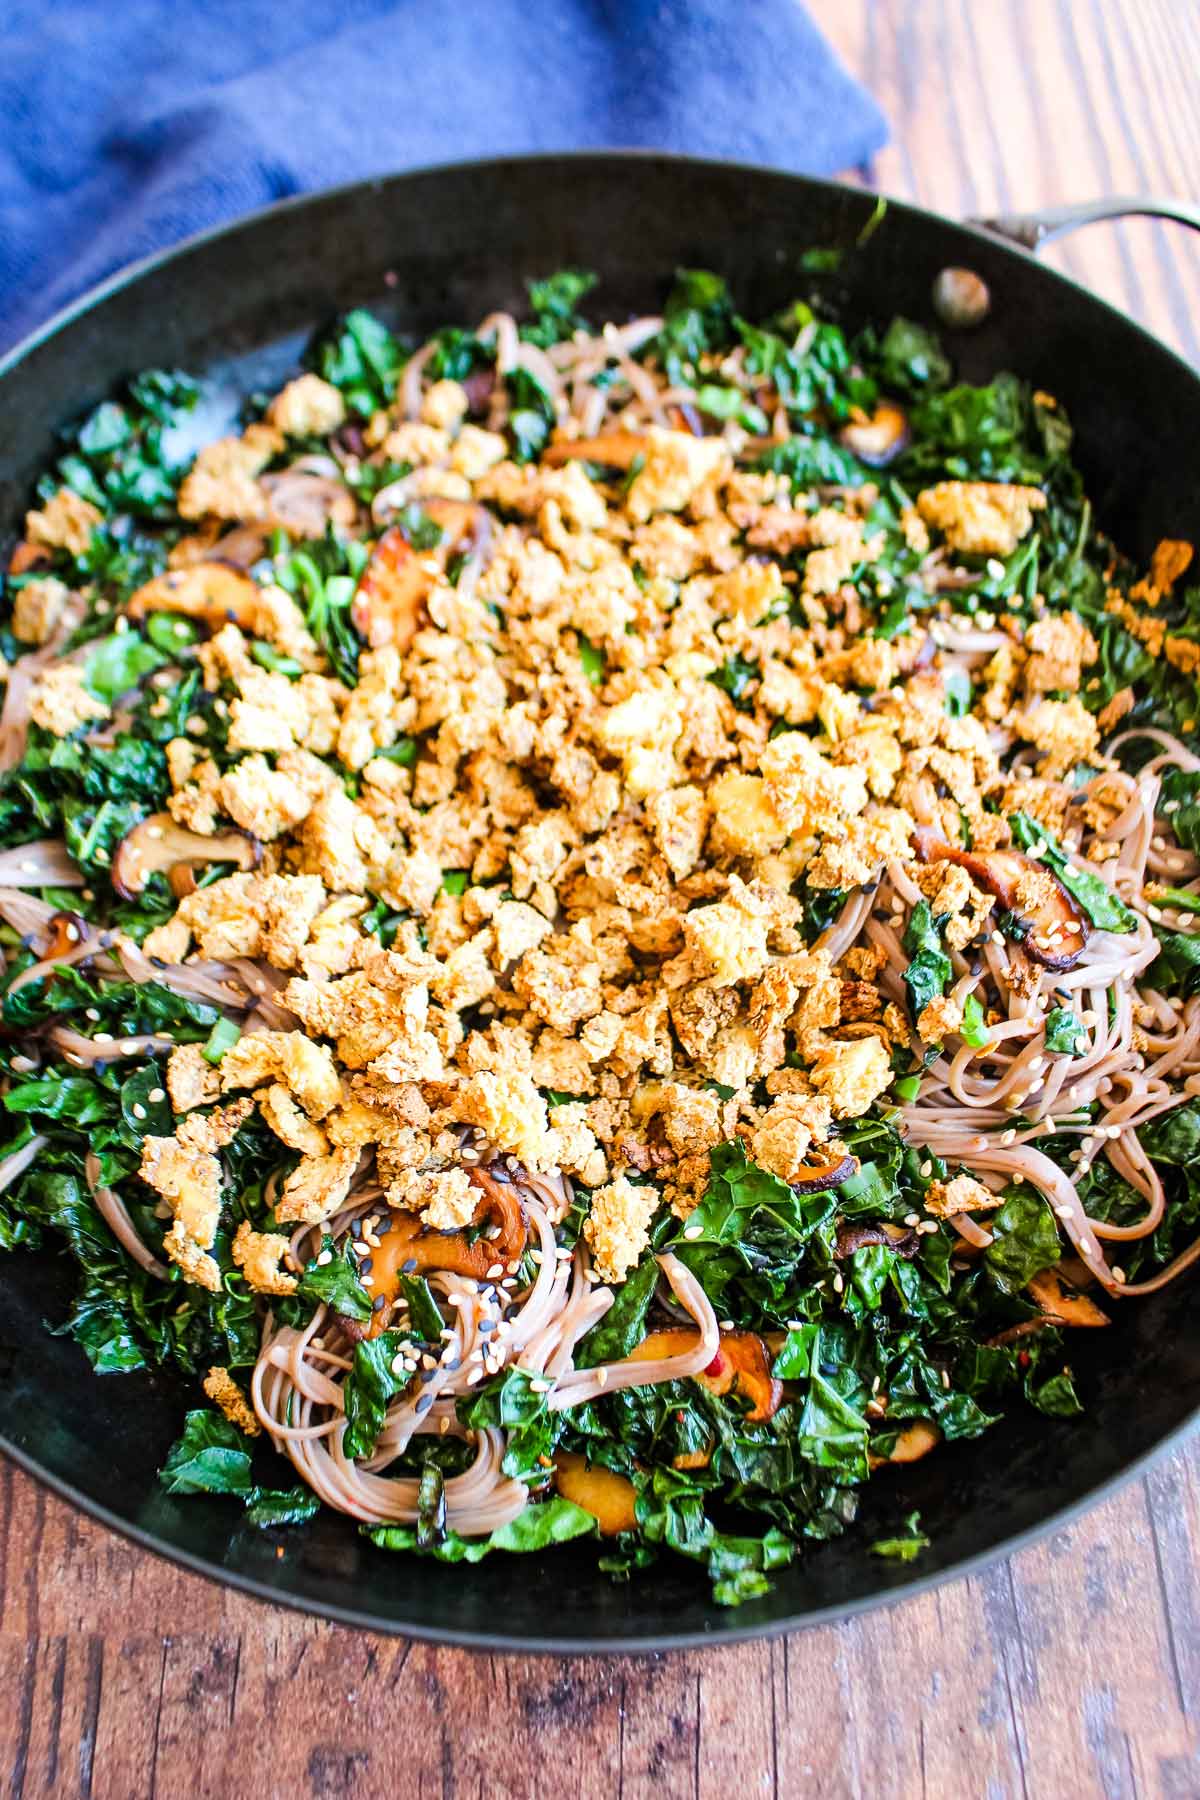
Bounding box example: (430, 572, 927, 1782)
(1, 154, 1199, 1650)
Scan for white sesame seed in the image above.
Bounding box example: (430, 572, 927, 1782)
(832, 1273, 844, 1293)
(904, 1212, 920, 1227)
(148, 1087, 165, 1103)
(918, 1162, 932, 1178)
(1112, 1265, 1127, 1284)
(316, 1249, 333, 1266)
(683, 1224, 703, 1239)
(485, 1263, 503, 1279)
(131, 1102, 146, 1120)
(596, 1368, 609, 1388)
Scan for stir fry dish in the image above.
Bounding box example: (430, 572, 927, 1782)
(2, 267, 1199, 1603)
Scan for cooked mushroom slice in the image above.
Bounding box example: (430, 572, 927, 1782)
(630, 1327, 783, 1423)
(554, 1452, 638, 1535)
(341, 1167, 529, 1340)
(41, 910, 90, 962)
(1026, 1267, 1110, 1327)
(837, 400, 910, 467)
(932, 267, 991, 330)
(127, 562, 264, 634)
(911, 827, 1090, 971)
(541, 430, 649, 469)
(260, 470, 357, 537)
(834, 1220, 919, 1259)
(882, 1420, 940, 1465)
(8, 541, 49, 576)
(111, 814, 261, 900)
(790, 1150, 859, 1195)
(351, 500, 479, 649)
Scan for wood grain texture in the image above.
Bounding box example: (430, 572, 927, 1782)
(3, 4, 1200, 1795)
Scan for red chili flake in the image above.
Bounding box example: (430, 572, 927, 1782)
(704, 1351, 727, 1378)
(1018, 1351, 1031, 1369)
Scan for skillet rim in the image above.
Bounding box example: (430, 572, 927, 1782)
(2, 147, 1199, 1652)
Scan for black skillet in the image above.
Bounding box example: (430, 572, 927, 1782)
(1, 155, 1199, 1652)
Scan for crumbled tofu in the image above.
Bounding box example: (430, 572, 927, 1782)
(266, 374, 347, 438)
(625, 429, 730, 523)
(387, 1165, 478, 1230)
(220, 1030, 341, 1118)
(683, 885, 770, 987)
(178, 433, 276, 522)
(1024, 612, 1097, 695)
(450, 1070, 554, 1173)
(808, 1035, 892, 1119)
(231, 1219, 298, 1295)
(11, 575, 71, 645)
(583, 1175, 658, 1283)
(420, 379, 471, 432)
(924, 1172, 1002, 1218)
(917, 993, 965, 1044)
(202, 1366, 262, 1435)
(916, 481, 1046, 557)
(274, 1147, 361, 1224)
(25, 487, 102, 556)
(218, 755, 314, 840)
(166, 1044, 221, 1113)
(28, 665, 110, 736)
(1012, 696, 1100, 779)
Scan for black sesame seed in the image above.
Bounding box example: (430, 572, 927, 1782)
(359, 1257, 373, 1276)
(372, 1294, 387, 1312)
(401, 1257, 418, 1273)
(350, 1219, 363, 1238)
(478, 1319, 495, 1335)
(415, 1395, 433, 1414)
(149, 956, 167, 969)
(444, 1358, 461, 1372)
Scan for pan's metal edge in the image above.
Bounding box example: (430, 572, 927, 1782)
(2, 149, 1200, 1650)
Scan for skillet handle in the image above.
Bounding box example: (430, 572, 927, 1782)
(972, 196, 1200, 251)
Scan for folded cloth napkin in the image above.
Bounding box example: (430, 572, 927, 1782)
(0, 0, 887, 352)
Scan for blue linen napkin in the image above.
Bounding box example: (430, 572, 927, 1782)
(0, 0, 887, 353)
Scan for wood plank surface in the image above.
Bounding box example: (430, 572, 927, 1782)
(3, 3, 1200, 1795)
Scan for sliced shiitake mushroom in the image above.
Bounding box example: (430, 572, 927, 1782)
(790, 1150, 859, 1195)
(541, 431, 649, 469)
(837, 400, 910, 467)
(876, 1420, 941, 1467)
(41, 910, 89, 961)
(8, 541, 49, 576)
(351, 500, 479, 650)
(835, 1220, 919, 1259)
(1026, 1267, 1109, 1327)
(111, 814, 260, 900)
(554, 1452, 638, 1535)
(341, 1167, 529, 1340)
(127, 562, 261, 629)
(630, 1327, 783, 1423)
(911, 826, 1089, 972)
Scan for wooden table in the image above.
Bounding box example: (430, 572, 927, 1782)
(5, 3, 1200, 1794)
